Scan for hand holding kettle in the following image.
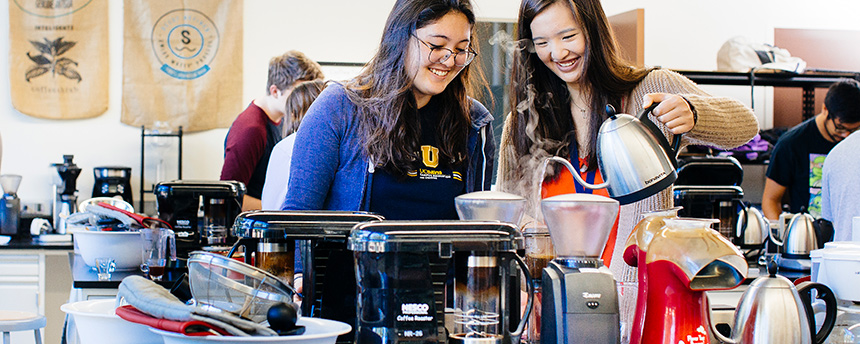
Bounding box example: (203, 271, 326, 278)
(543, 101, 686, 205)
(642, 93, 697, 134)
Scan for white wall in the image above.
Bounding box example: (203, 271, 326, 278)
(1, 0, 858, 210)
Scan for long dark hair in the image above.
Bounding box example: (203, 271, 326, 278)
(344, 0, 485, 176)
(283, 79, 327, 137)
(505, 0, 651, 179)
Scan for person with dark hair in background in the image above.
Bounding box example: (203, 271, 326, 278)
(496, 0, 758, 335)
(762, 78, 860, 221)
(283, 0, 494, 221)
(261, 79, 327, 210)
(220, 51, 324, 211)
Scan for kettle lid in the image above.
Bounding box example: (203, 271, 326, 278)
(749, 258, 795, 289)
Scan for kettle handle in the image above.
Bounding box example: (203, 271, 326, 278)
(636, 102, 683, 167)
(507, 253, 534, 343)
(796, 281, 838, 344)
(736, 202, 750, 240)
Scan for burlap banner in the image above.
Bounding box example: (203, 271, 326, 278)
(9, 0, 109, 119)
(121, 0, 243, 132)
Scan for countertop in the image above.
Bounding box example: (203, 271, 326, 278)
(68, 252, 183, 289)
(0, 234, 74, 250)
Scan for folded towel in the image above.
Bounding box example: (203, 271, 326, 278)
(116, 305, 229, 336)
(116, 276, 193, 321)
(116, 276, 278, 337)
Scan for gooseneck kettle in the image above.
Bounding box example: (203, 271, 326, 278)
(712, 259, 837, 344)
(736, 202, 769, 248)
(770, 212, 819, 256)
(546, 104, 682, 205)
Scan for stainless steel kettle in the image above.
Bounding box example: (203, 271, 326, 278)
(771, 212, 818, 256)
(712, 259, 837, 344)
(736, 203, 768, 247)
(547, 104, 682, 205)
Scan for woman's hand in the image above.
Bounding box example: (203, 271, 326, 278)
(643, 93, 696, 134)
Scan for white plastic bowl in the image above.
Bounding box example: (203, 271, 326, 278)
(61, 299, 163, 344)
(73, 229, 143, 270)
(150, 318, 351, 344)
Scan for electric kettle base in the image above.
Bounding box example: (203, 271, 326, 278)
(775, 254, 812, 272)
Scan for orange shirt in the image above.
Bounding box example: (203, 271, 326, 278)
(542, 156, 621, 266)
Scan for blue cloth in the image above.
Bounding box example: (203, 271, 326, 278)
(282, 83, 495, 213)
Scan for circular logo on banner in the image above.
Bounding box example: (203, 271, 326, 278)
(12, 0, 94, 18)
(151, 8, 220, 80)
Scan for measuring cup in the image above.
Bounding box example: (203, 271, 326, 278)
(140, 226, 176, 281)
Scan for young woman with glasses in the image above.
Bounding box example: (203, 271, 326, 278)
(283, 0, 493, 221)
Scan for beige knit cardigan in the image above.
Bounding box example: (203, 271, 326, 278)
(497, 68, 759, 324)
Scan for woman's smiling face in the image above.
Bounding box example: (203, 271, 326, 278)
(530, 1, 587, 87)
(405, 11, 472, 108)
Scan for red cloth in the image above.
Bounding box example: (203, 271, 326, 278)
(541, 157, 620, 266)
(115, 305, 231, 336)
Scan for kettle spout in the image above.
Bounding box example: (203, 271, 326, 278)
(542, 156, 610, 190)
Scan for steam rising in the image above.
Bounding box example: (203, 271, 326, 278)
(489, 29, 569, 228)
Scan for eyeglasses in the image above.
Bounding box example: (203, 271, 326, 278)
(412, 35, 477, 67)
(829, 116, 860, 135)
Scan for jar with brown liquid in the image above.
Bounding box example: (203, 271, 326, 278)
(256, 239, 294, 285)
(523, 224, 554, 344)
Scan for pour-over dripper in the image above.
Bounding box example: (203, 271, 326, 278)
(0, 175, 22, 195)
(540, 193, 619, 259)
(455, 190, 527, 225)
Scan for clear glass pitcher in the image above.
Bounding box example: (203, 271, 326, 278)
(140, 226, 176, 281)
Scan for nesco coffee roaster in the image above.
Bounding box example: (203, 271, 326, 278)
(154, 180, 245, 257)
(348, 221, 533, 344)
(229, 210, 384, 343)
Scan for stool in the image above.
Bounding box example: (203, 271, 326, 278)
(0, 311, 46, 344)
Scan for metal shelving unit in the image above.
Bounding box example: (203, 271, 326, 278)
(675, 70, 860, 120)
(139, 126, 183, 212)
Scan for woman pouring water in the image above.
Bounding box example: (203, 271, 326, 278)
(496, 0, 758, 335)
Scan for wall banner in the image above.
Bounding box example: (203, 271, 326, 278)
(8, 0, 109, 119)
(122, 0, 243, 132)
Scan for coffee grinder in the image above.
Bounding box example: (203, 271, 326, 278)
(92, 166, 133, 205)
(51, 155, 81, 234)
(154, 180, 245, 257)
(349, 221, 533, 344)
(229, 210, 384, 343)
(540, 193, 621, 344)
(0, 175, 22, 237)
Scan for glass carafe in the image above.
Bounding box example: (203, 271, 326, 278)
(452, 254, 502, 343)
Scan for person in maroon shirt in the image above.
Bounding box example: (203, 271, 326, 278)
(220, 51, 323, 211)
